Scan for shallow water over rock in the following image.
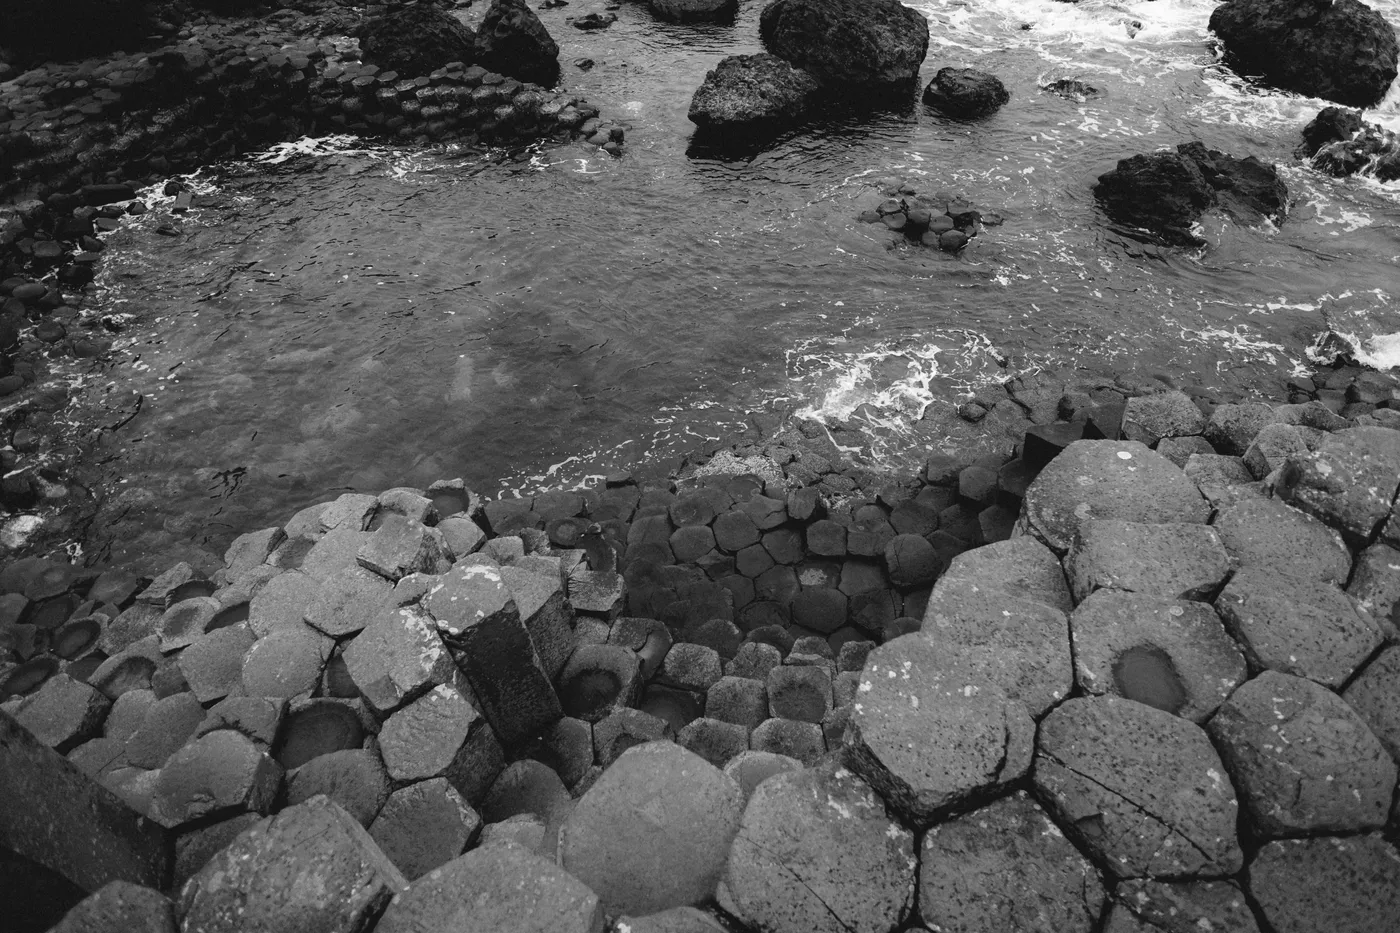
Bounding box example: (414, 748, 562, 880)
(82, 0, 1400, 568)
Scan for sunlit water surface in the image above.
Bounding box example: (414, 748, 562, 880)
(85, 0, 1400, 567)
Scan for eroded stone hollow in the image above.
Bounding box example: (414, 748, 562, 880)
(1112, 643, 1187, 714)
(274, 702, 364, 770)
(559, 670, 623, 722)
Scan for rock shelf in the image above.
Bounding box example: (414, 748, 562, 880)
(5, 364, 1400, 933)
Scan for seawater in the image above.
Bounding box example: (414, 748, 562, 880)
(85, 0, 1400, 567)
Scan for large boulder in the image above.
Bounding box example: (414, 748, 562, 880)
(559, 742, 743, 915)
(178, 796, 407, 933)
(1095, 143, 1288, 246)
(475, 0, 560, 88)
(1210, 0, 1399, 107)
(355, 3, 478, 78)
(759, 0, 930, 89)
(688, 54, 823, 139)
(922, 67, 1010, 118)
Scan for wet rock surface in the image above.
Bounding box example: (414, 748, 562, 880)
(922, 67, 1010, 118)
(688, 54, 822, 139)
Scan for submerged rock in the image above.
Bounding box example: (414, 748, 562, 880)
(1210, 0, 1399, 107)
(759, 0, 930, 89)
(651, 0, 738, 21)
(688, 54, 822, 139)
(922, 67, 1010, 118)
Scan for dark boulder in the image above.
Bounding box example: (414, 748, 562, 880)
(1095, 143, 1288, 246)
(1301, 107, 1400, 181)
(1210, 0, 1399, 107)
(923, 68, 1010, 118)
(355, 3, 477, 78)
(688, 54, 823, 139)
(476, 0, 561, 88)
(1301, 106, 1367, 157)
(759, 0, 930, 89)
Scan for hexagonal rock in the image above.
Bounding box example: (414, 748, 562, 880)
(342, 606, 456, 716)
(124, 691, 207, 769)
(1070, 590, 1246, 722)
(883, 534, 941, 591)
(1066, 520, 1230, 603)
(1211, 497, 1351, 584)
(284, 749, 391, 828)
(156, 597, 221, 652)
(149, 731, 282, 828)
(1034, 696, 1242, 879)
(750, 717, 826, 765)
(1121, 391, 1206, 446)
(14, 673, 111, 753)
(723, 749, 803, 801)
(843, 635, 1035, 825)
(1208, 671, 1396, 838)
(934, 535, 1073, 613)
(242, 623, 333, 700)
(919, 791, 1105, 933)
(592, 707, 674, 767)
(376, 843, 602, 933)
(659, 642, 723, 692)
(377, 684, 497, 796)
(178, 795, 407, 933)
(357, 515, 450, 581)
(678, 717, 750, 767)
(248, 571, 324, 638)
(1215, 567, 1383, 688)
(1102, 879, 1261, 933)
(424, 562, 562, 745)
(560, 742, 743, 915)
(730, 641, 783, 680)
(766, 665, 832, 723)
(194, 696, 285, 747)
(1278, 426, 1400, 545)
(706, 676, 768, 731)
(1343, 645, 1400, 762)
(304, 566, 393, 638)
(790, 586, 847, 634)
(1019, 441, 1210, 552)
(717, 762, 916, 933)
(48, 879, 176, 933)
(1248, 834, 1400, 933)
(369, 777, 482, 881)
(569, 569, 626, 618)
(557, 643, 640, 723)
(920, 576, 1072, 716)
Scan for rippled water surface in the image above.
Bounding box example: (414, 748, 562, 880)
(88, 0, 1400, 566)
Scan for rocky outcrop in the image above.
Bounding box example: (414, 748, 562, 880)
(1095, 143, 1289, 246)
(1300, 106, 1400, 182)
(475, 0, 561, 88)
(355, 3, 478, 78)
(758, 0, 929, 90)
(1210, 0, 1399, 107)
(688, 54, 822, 140)
(922, 67, 1010, 118)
